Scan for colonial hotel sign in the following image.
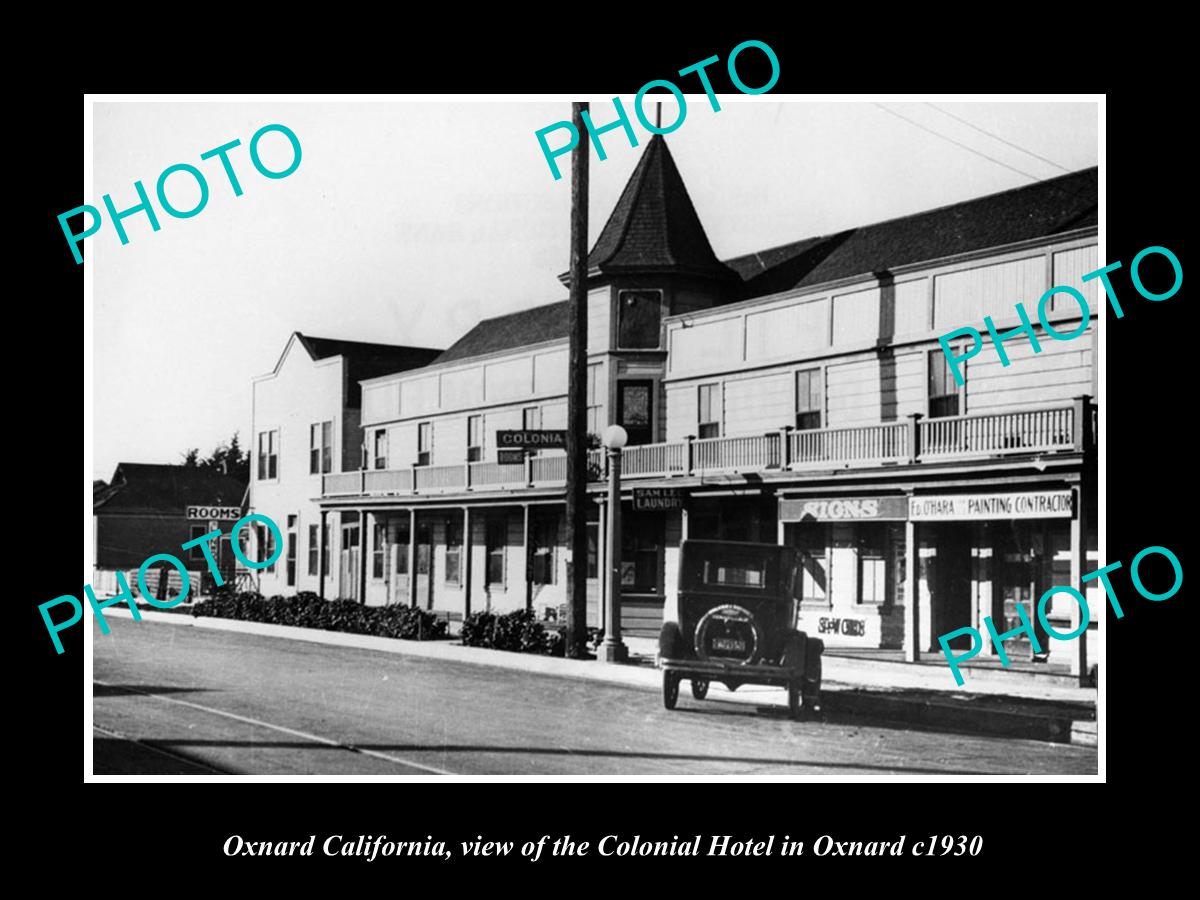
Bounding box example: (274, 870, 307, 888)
(780, 491, 1073, 522)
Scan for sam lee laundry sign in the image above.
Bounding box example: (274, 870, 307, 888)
(633, 488, 684, 511)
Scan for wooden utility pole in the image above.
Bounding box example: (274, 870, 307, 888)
(565, 102, 590, 658)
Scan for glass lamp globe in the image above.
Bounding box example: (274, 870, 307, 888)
(602, 424, 628, 449)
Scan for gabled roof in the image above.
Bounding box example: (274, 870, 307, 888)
(268, 332, 444, 405)
(94, 463, 247, 515)
(724, 167, 1098, 297)
(433, 299, 569, 365)
(560, 135, 737, 282)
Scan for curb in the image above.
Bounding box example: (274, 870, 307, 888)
(102, 609, 1096, 746)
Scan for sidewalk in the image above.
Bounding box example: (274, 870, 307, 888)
(102, 608, 1098, 746)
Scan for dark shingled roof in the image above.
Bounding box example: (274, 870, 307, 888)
(94, 463, 247, 515)
(436, 159, 1097, 366)
(725, 167, 1098, 297)
(563, 134, 737, 281)
(433, 300, 569, 365)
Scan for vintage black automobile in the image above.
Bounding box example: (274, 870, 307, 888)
(659, 539, 823, 720)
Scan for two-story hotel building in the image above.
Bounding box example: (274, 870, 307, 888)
(250, 135, 1099, 679)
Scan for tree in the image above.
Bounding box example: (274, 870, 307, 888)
(180, 432, 250, 483)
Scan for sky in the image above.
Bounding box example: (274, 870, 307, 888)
(91, 98, 1098, 481)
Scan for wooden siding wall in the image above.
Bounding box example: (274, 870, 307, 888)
(664, 238, 1098, 439)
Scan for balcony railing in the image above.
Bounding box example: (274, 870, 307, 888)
(320, 401, 1092, 499)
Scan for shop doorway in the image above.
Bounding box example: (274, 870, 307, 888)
(935, 526, 973, 649)
(415, 520, 434, 609)
(993, 525, 1046, 659)
(389, 517, 411, 606)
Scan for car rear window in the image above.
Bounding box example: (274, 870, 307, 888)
(702, 559, 768, 589)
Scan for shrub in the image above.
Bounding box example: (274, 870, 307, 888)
(189, 592, 447, 640)
(460, 608, 563, 656)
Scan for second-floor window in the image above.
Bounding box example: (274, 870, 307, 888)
(795, 369, 822, 430)
(310, 421, 332, 475)
(257, 429, 278, 480)
(697, 383, 720, 439)
(928, 350, 961, 418)
(417, 422, 432, 466)
(586, 364, 602, 435)
(467, 415, 482, 462)
(373, 430, 388, 470)
(618, 289, 663, 349)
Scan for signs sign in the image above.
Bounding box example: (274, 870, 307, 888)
(186, 506, 241, 520)
(908, 490, 1073, 521)
(496, 430, 567, 449)
(633, 487, 684, 511)
(779, 497, 907, 522)
(497, 449, 525, 465)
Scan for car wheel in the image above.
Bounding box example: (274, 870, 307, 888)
(663, 672, 680, 710)
(780, 632, 806, 672)
(691, 678, 709, 700)
(788, 681, 801, 720)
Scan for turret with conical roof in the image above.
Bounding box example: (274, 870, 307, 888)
(560, 134, 738, 283)
(562, 135, 735, 446)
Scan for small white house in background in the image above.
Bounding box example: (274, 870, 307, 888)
(248, 332, 441, 600)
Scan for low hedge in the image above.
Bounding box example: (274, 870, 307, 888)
(460, 609, 564, 657)
(190, 590, 448, 640)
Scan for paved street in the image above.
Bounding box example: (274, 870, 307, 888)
(93, 618, 1097, 776)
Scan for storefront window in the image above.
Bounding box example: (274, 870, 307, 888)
(621, 516, 661, 594)
(486, 517, 506, 585)
(307, 524, 320, 576)
(858, 525, 887, 604)
(586, 522, 598, 579)
(394, 520, 410, 576)
(531, 516, 558, 585)
(372, 522, 386, 579)
(286, 515, 297, 587)
(795, 524, 829, 604)
(445, 518, 463, 586)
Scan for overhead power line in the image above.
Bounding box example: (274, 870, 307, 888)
(925, 103, 1072, 174)
(871, 102, 1042, 182)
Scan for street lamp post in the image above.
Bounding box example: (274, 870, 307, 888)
(600, 424, 629, 663)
